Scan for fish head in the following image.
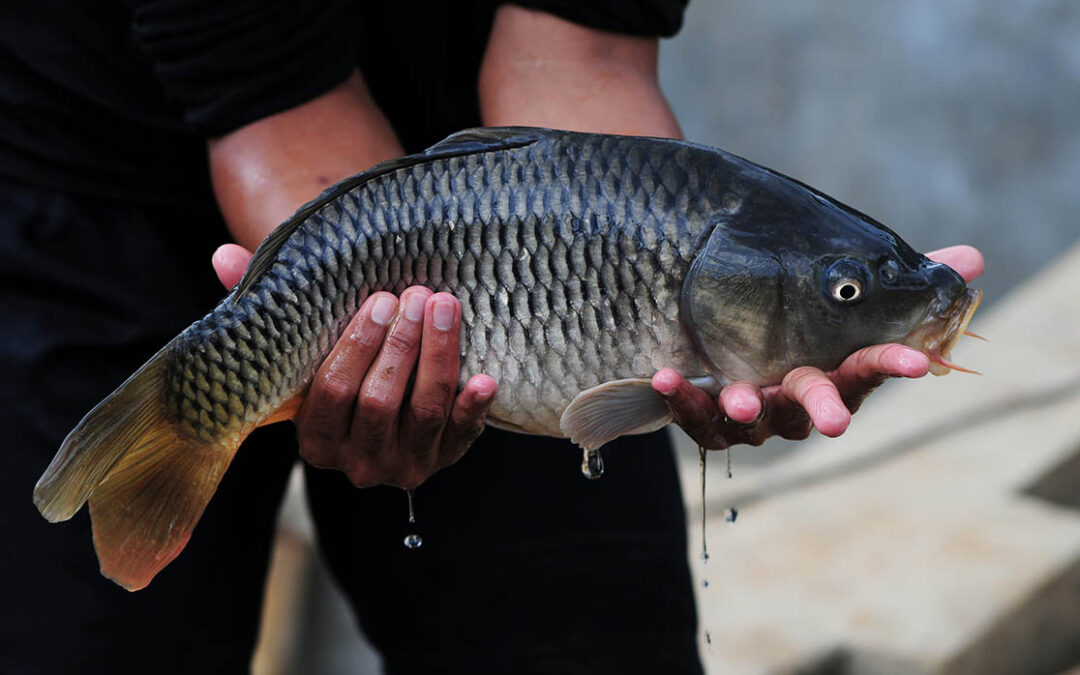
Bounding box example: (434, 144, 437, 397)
(681, 171, 980, 385)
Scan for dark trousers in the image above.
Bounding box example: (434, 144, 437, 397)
(1, 179, 702, 674)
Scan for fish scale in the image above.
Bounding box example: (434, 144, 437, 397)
(164, 130, 712, 445)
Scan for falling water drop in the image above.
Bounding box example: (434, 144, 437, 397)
(702, 579, 710, 588)
(724, 507, 739, 524)
(726, 447, 733, 479)
(705, 630, 713, 651)
(403, 489, 422, 550)
(699, 445, 709, 564)
(581, 448, 605, 479)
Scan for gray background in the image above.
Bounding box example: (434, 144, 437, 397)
(663, 0, 1080, 305)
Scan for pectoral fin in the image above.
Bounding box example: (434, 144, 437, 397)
(559, 378, 673, 451)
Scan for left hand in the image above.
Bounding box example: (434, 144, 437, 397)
(213, 244, 497, 489)
(654, 245, 985, 449)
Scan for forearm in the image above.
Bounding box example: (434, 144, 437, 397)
(208, 70, 403, 251)
(478, 5, 682, 139)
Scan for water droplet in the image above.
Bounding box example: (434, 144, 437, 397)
(702, 579, 710, 588)
(705, 630, 713, 651)
(406, 489, 416, 524)
(699, 446, 709, 564)
(725, 507, 739, 524)
(726, 447, 733, 479)
(403, 489, 421, 550)
(581, 449, 604, 479)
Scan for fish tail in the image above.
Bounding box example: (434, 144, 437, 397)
(33, 338, 242, 591)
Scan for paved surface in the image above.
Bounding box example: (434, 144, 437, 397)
(676, 243, 1080, 675)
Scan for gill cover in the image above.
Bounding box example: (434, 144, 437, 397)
(680, 223, 790, 384)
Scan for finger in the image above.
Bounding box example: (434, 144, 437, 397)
(926, 245, 984, 283)
(438, 374, 498, 470)
(777, 366, 850, 438)
(653, 369, 724, 447)
(829, 343, 929, 413)
(718, 381, 765, 425)
(297, 292, 398, 468)
(398, 293, 463, 485)
(211, 244, 253, 289)
(351, 286, 431, 458)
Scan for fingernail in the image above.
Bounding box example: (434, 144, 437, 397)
(404, 292, 426, 322)
(370, 296, 396, 326)
(432, 298, 455, 331)
(652, 370, 678, 396)
(898, 350, 930, 374)
(475, 389, 494, 404)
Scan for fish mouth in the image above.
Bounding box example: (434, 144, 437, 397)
(902, 288, 983, 376)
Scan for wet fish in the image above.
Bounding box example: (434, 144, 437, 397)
(33, 128, 980, 590)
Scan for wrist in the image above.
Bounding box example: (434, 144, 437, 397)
(208, 69, 403, 250)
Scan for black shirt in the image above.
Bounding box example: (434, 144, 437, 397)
(0, 0, 687, 208)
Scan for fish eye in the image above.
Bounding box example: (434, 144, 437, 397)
(831, 278, 863, 303)
(880, 259, 900, 283)
(824, 259, 868, 306)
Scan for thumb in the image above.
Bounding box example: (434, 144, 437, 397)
(212, 243, 254, 289)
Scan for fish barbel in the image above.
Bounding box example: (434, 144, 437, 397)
(33, 127, 980, 590)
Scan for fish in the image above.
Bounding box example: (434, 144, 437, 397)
(32, 127, 980, 591)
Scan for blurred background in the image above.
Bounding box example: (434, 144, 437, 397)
(253, 1, 1080, 673)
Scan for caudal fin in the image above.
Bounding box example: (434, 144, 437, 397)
(33, 341, 242, 591)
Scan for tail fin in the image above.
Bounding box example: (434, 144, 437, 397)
(33, 341, 242, 591)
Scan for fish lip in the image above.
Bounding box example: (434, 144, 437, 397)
(902, 287, 982, 375)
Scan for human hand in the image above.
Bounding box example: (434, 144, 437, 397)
(653, 245, 984, 449)
(212, 244, 497, 489)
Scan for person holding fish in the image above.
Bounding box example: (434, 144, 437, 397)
(3, 1, 983, 673)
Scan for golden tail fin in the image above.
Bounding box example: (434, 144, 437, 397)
(33, 340, 242, 591)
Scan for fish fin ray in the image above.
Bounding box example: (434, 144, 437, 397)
(234, 127, 541, 298)
(560, 378, 673, 451)
(33, 339, 177, 523)
(88, 428, 238, 591)
(425, 127, 544, 155)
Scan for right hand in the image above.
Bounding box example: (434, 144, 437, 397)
(213, 244, 498, 489)
(656, 245, 984, 449)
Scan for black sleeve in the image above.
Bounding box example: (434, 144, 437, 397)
(128, 0, 359, 136)
(502, 0, 689, 37)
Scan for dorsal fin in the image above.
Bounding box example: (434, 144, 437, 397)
(232, 127, 544, 299)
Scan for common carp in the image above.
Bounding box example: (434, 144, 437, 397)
(33, 128, 980, 590)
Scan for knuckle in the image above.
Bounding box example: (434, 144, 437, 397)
(398, 467, 432, 491)
(298, 442, 336, 469)
(350, 421, 393, 458)
(383, 328, 419, 355)
(785, 366, 819, 384)
(345, 464, 382, 488)
(802, 380, 837, 402)
(357, 393, 399, 422)
(297, 426, 335, 454)
(318, 374, 356, 407)
(411, 400, 450, 430)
